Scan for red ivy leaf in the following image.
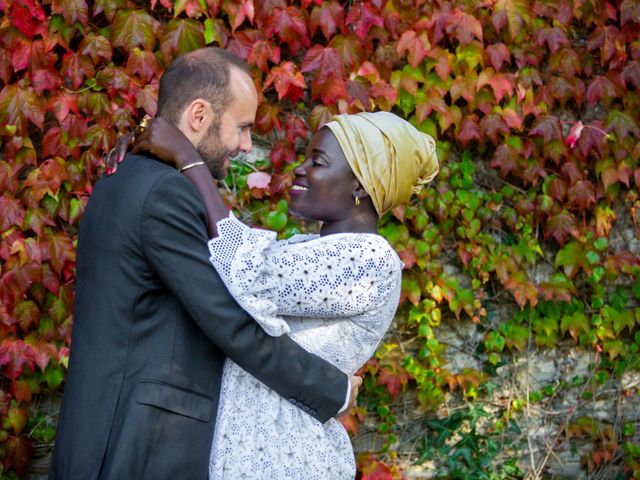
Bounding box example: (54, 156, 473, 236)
(0, 339, 36, 380)
(480, 112, 509, 144)
(221, 0, 255, 32)
(485, 43, 510, 71)
(0, 48, 12, 85)
(0, 196, 26, 231)
(535, 26, 570, 54)
(264, 61, 306, 102)
(530, 115, 562, 143)
(622, 60, 640, 89)
(396, 30, 430, 68)
(605, 109, 640, 142)
(492, 0, 531, 39)
(111, 10, 160, 54)
(549, 48, 582, 78)
(270, 139, 295, 171)
(254, 101, 282, 135)
(2, 435, 34, 477)
(577, 125, 607, 158)
(344, 1, 383, 41)
(254, 0, 286, 21)
(126, 47, 162, 83)
(159, 19, 205, 64)
(51, 0, 89, 25)
(490, 144, 519, 177)
(370, 80, 396, 111)
(79, 33, 113, 65)
(0, 82, 44, 134)
(268, 171, 293, 196)
(452, 10, 483, 45)
(309, 0, 344, 40)
(23, 207, 55, 236)
(346, 76, 372, 110)
(457, 115, 482, 148)
(264, 6, 310, 55)
(565, 121, 584, 149)
(568, 180, 596, 210)
(247, 40, 280, 72)
(301, 45, 344, 83)
(92, 0, 126, 22)
(545, 210, 580, 246)
(359, 454, 395, 480)
(12, 380, 32, 404)
(560, 161, 583, 185)
(173, 0, 207, 18)
(61, 52, 95, 90)
(621, 0, 640, 27)
(329, 34, 365, 72)
(586, 75, 618, 107)
(311, 76, 347, 105)
(587, 25, 622, 65)
(42, 229, 76, 275)
(12, 300, 39, 332)
(308, 104, 336, 132)
(42, 263, 61, 295)
(284, 115, 307, 143)
(477, 70, 513, 103)
(376, 366, 408, 398)
(226, 29, 262, 61)
(7, 0, 46, 38)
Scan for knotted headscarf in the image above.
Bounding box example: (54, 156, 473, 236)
(324, 111, 439, 217)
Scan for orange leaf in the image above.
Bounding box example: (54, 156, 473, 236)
(264, 61, 306, 101)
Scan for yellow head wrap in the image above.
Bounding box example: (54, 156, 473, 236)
(324, 111, 438, 217)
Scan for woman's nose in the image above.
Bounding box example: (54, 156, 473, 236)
(293, 163, 306, 176)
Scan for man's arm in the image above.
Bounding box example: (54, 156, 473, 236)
(140, 170, 348, 422)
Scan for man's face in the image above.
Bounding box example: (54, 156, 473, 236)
(197, 69, 258, 180)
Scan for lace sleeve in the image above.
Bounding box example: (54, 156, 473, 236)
(208, 215, 402, 335)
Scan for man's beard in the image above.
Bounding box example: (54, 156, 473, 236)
(196, 119, 233, 180)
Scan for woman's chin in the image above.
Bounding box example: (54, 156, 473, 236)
(288, 205, 312, 222)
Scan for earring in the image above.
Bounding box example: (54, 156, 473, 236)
(354, 196, 360, 206)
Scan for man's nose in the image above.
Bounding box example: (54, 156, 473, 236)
(239, 130, 252, 153)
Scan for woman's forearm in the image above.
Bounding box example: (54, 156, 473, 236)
(181, 164, 228, 237)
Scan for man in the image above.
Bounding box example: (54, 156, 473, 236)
(50, 48, 358, 479)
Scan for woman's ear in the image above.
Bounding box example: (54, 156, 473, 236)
(352, 182, 369, 202)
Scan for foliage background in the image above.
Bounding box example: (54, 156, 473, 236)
(1, 0, 639, 478)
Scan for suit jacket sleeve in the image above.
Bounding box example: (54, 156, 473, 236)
(140, 172, 348, 422)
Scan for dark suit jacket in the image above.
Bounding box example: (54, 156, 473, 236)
(49, 155, 348, 479)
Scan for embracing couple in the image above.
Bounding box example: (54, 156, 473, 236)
(49, 47, 438, 479)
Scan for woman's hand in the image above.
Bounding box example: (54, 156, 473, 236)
(132, 117, 202, 171)
(103, 116, 203, 176)
(104, 132, 134, 175)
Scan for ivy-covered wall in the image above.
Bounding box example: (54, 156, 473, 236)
(1, 0, 639, 478)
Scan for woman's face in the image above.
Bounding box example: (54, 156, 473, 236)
(289, 128, 359, 222)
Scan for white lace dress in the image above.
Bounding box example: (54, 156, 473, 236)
(207, 215, 403, 480)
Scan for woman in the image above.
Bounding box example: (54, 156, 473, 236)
(106, 111, 438, 479)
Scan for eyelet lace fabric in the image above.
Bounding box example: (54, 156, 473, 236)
(207, 214, 403, 480)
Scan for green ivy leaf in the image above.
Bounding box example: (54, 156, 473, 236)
(111, 10, 159, 53)
(266, 211, 287, 231)
(160, 19, 205, 63)
(560, 312, 590, 342)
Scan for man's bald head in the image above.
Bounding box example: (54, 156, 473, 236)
(156, 47, 252, 125)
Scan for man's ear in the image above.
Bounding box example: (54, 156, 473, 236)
(184, 98, 210, 134)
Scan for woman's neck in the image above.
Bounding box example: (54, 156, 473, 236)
(319, 215, 379, 236)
